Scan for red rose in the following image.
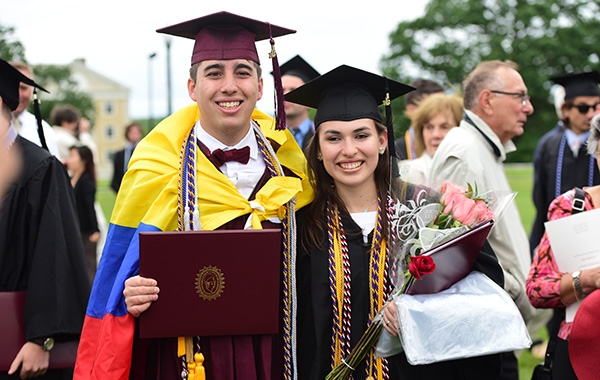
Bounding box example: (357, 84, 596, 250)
(408, 256, 436, 280)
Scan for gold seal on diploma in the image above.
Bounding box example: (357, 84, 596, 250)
(196, 266, 225, 301)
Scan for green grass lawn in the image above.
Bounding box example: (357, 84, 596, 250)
(96, 164, 543, 379)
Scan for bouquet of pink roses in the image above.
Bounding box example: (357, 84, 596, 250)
(325, 180, 513, 380)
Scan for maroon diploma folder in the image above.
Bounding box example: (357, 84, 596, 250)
(405, 220, 494, 295)
(139, 229, 282, 339)
(0, 291, 79, 371)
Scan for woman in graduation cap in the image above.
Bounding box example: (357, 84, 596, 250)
(287, 65, 506, 380)
(286, 65, 410, 379)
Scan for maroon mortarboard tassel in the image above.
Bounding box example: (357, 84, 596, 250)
(268, 23, 286, 131)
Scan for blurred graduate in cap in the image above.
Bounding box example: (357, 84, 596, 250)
(531, 71, 600, 256)
(0, 58, 89, 379)
(288, 65, 504, 379)
(277, 55, 320, 150)
(74, 11, 313, 380)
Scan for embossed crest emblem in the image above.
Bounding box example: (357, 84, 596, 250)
(196, 265, 225, 301)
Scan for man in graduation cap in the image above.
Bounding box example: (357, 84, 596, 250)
(278, 55, 320, 151)
(0, 58, 90, 379)
(530, 71, 600, 255)
(9, 61, 61, 158)
(73, 11, 313, 380)
(529, 70, 600, 351)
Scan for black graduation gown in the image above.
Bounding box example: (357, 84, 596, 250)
(296, 206, 505, 380)
(0, 137, 90, 379)
(530, 130, 600, 253)
(111, 148, 126, 193)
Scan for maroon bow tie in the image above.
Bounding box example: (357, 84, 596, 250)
(209, 146, 251, 167)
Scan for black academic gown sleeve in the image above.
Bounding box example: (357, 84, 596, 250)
(0, 138, 90, 379)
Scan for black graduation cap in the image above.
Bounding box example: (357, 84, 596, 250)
(157, 11, 295, 66)
(157, 11, 295, 131)
(0, 59, 50, 151)
(278, 55, 320, 83)
(284, 64, 414, 126)
(285, 65, 414, 157)
(0, 59, 48, 112)
(550, 71, 600, 101)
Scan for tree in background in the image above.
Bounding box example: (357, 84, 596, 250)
(33, 64, 95, 124)
(0, 23, 95, 125)
(0, 25, 26, 62)
(381, 0, 600, 162)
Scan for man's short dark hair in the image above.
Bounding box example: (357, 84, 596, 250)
(405, 78, 444, 106)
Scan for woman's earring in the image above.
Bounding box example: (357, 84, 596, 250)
(317, 154, 323, 161)
(379, 147, 385, 155)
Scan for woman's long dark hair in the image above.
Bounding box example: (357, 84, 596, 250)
(301, 120, 390, 251)
(69, 145, 96, 183)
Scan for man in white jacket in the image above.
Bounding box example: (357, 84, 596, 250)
(430, 60, 551, 380)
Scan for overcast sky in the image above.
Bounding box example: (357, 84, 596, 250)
(4, 1, 427, 120)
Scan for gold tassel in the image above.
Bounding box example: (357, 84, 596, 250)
(194, 353, 206, 380)
(185, 337, 195, 363)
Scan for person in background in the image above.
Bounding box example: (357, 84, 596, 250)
(394, 78, 444, 160)
(0, 58, 90, 379)
(429, 60, 551, 379)
(66, 145, 100, 286)
(77, 117, 99, 165)
(9, 61, 60, 158)
(530, 71, 600, 255)
(529, 72, 600, 355)
(279, 55, 320, 151)
(110, 122, 143, 193)
(399, 93, 463, 184)
(527, 113, 600, 380)
(75, 116, 107, 262)
(50, 104, 80, 163)
(74, 11, 312, 380)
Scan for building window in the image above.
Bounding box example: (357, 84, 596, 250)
(104, 101, 115, 115)
(105, 125, 115, 140)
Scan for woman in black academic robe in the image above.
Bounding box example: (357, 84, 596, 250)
(290, 65, 506, 380)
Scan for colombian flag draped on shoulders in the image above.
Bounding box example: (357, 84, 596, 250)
(74, 104, 313, 380)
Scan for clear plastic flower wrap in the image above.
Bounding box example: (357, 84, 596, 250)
(393, 271, 531, 365)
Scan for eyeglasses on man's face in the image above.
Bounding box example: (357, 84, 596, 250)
(570, 103, 600, 115)
(490, 90, 531, 106)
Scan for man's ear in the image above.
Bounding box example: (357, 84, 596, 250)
(479, 90, 495, 116)
(187, 78, 197, 102)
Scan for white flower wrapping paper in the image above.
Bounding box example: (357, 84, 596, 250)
(393, 271, 531, 365)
